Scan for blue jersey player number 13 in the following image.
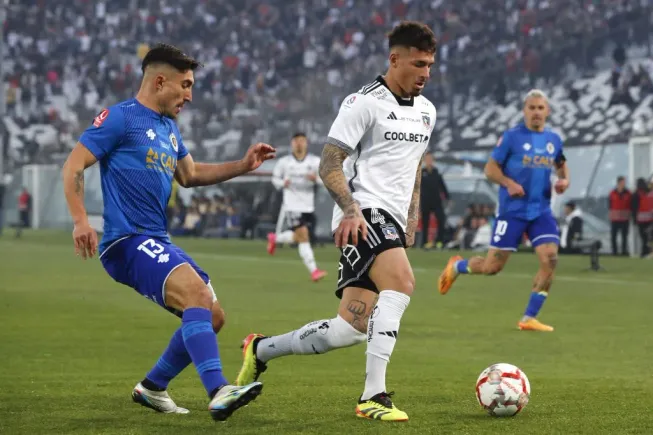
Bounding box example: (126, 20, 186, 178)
(61, 44, 275, 422)
(438, 89, 570, 333)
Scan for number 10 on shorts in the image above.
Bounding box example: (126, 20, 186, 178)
(494, 220, 508, 236)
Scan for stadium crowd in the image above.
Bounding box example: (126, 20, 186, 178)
(2, 0, 651, 167)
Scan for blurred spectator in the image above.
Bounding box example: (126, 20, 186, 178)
(608, 176, 631, 256)
(15, 187, 31, 238)
(632, 177, 653, 257)
(420, 153, 449, 249)
(560, 201, 584, 253)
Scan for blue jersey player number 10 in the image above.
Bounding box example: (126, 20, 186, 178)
(61, 43, 276, 422)
(438, 89, 570, 333)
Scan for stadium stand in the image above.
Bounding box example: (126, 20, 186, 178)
(1, 0, 652, 252)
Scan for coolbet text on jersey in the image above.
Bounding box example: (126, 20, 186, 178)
(489, 122, 566, 251)
(326, 75, 437, 234)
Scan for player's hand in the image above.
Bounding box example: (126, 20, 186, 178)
(554, 179, 569, 194)
(242, 143, 276, 172)
(284, 179, 291, 188)
(306, 173, 317, 182)
(73, 222, 98, 259)
(334, 203, 367, 248)
(506, 181, 525, 197)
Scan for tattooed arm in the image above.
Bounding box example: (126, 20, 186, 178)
(406, 157, 424, 247)
(62, 142, 100, 258)
(63, 143, 98, 226)
(319, 143, 367, 247)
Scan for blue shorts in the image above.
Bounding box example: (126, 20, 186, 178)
(100, 235, 213, 317)
(490, 212, 560, 251)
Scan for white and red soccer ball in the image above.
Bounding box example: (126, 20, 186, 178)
(476, 363, 531, 417)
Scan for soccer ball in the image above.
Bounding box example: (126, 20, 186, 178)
(475, 363, 531, 417)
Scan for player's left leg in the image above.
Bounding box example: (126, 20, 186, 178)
(136, 286, 226, 415)
(518, 212, 560, 332)
(356, 247, 414, 422)
(439, 217, 525, 294)
(294, 224, 327, 281)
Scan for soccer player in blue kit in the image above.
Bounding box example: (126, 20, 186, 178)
(62, 44, 275, 421)
(438, 90, 570, 332)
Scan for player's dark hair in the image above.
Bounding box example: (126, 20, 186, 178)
(388, 21, 437, 54)
(292, 132, 307, 140)
(617, 175, 625, 183)
(141, 43, 202, 73)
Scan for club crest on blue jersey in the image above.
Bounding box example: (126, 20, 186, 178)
(381, 223, 399, 241)
(169, 133, 178, 152)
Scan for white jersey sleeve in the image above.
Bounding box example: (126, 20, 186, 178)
(327, 93, 374, 154)
(271, 156, 287, 190)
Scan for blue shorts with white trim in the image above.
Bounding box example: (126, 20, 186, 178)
(489, 211, 560, 251)
(100, 235, 211, 317)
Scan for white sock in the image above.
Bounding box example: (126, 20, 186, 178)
(298, 242, 318, 273)
(256, 316, 366, 363)
(276, 230, 295, 244)
(362, 290, 410, 400)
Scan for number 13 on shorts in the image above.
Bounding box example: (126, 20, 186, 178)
(137, 238, 170, 263)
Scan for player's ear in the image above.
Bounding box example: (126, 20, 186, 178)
(155, 74, 166, 92)
(389, 51, 399, 69)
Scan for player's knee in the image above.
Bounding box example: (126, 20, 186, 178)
(387, 268, 415, 295)
(182, 281, 214, 310)
(295, 226, 309, 243)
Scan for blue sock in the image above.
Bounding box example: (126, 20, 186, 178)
(181, 307, 228, 397)
(455, 259, 470, 274)
(524, 291, 548, 318)
(145, 327, 191, 390)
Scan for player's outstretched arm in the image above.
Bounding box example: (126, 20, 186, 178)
(62, 142, 99, 258)
(485, 158, 525, 197)
(319, 143, 367, 247)
(175, 143, 276, 187)
(406, 157, 424, 247)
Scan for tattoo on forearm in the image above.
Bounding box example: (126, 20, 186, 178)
(319, 144, 358, 217)
(407, 159, 423, 233)
(74, 170, 84, 196)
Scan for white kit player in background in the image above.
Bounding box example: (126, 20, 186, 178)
(267, 132, 328, 282)
(236, 21, 438, 422)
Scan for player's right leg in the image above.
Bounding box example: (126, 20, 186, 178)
(294, 224, 327, 281)
(164, 263, 263, 421)
(235, 286, 372, 386)
(438, 217, 524, 294)
(355, 247, 414, 422)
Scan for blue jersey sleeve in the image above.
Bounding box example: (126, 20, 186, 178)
(554, 137, 566, 166)
(177, 134, 189, 160)
(79, 107, 126, 160)
(491, 132, 511, 165)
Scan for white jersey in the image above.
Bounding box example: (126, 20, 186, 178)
(327, 75, 437, 232)
(272, 153, 321, 213)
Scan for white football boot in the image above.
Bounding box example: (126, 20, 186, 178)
(132, 382, 190, 414)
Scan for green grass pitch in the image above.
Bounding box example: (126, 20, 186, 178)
(0, 231, 651, 434)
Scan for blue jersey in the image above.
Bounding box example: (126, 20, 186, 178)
(490, 123, 565, 220)
(79, 98, 188, 252)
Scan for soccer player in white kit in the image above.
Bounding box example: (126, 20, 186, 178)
(267, 132, 327, 282)
(236, 21, 437, 422)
